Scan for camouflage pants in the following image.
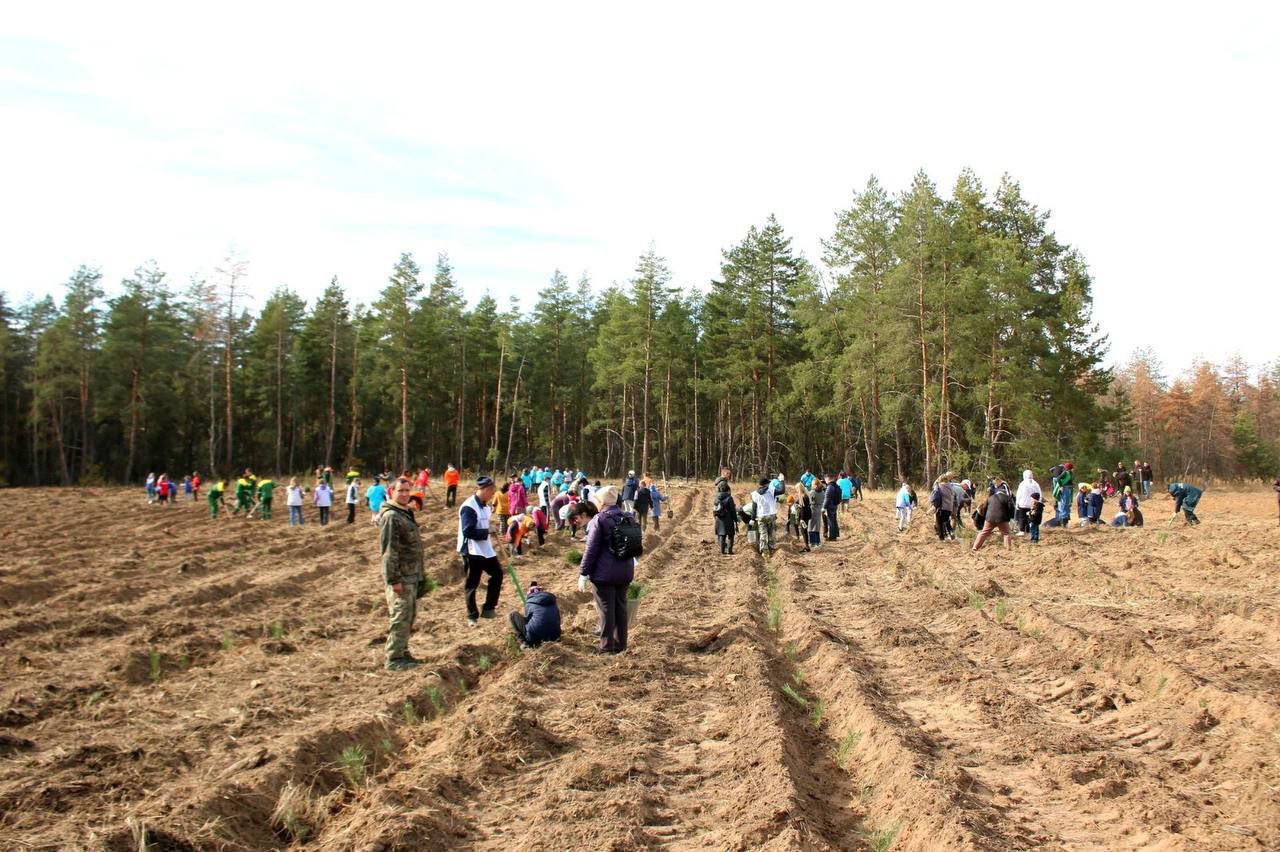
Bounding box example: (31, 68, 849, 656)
(384, 579, 419, 665)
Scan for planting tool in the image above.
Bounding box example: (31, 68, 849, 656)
(506, 563, 527, 605)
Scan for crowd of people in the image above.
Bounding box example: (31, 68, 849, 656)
(378, 466, 655, 671)
(140, 453, 1257, 675)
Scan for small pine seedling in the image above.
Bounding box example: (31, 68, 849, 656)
(834, 729, 864, 770)
(220, 631, 235, 652)
(968, 590, 985, 612)
(148, 648, 162, 683)
(863, 823, 899, 852)
(426, 686, 444, 713)
(811, 700, 826, 729)
(402, 700, 419, 725)
(269, 621, 286, 639)
(476, 654, 493, 671)
(338, 745, 367, 786)
(994, 598, 1008, 623)
(281, 812, 310, 845)
(781, 683, 809, 709)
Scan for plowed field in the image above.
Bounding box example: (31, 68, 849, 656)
(1, 485, 1277, 850)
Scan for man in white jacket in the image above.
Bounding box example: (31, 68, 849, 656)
(752, 477, 779, 554)
(1014, 469, 1042, 536)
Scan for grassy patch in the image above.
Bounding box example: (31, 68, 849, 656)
(626, 582, 652, 601)
(862, 822, 899, 852)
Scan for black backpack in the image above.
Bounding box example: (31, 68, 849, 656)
(608, 514, 644, 559)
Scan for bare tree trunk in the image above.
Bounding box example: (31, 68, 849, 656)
(53, 398, 71, 485)
(275, 324, 284, 473)
(208, 349, 216, 473)
(503, 353, 525, 474)
(662, 362, 672, 474)
(124, 368, 140, 483)
(491, 337, 505, 474)
(457, 337, 466, 468)
(346, 326, 359, 464)
(400, 362, 408, 472)
(326, 309, 338, 467)
(917, 264, 934, 484)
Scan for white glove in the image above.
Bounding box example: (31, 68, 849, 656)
(578, 575, 588, 593)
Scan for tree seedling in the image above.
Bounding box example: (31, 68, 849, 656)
(338, 745, 367, 785)
(148, 648, 162, 683)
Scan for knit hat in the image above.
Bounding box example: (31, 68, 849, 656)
(476, 475, 495, 488)
(1124, 486, 1132, 494)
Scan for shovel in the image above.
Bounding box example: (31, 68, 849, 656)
(506, 563, 527, 606)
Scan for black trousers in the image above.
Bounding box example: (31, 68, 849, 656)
(464, 554, 503, 619)
(446, 484, 457, 507)
(318, 506, 330, 525)
(346, 503, 357, 524)
(509, 611, 528, 643)
(935, 509, 952, 540)
(718, 532, 735, 553)
(592, 581, 628, 652)
(1014, 507, 1029, 533)
(824, 507, 839, 540)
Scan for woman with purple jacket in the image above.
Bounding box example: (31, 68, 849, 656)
(577, 484, 636, 653)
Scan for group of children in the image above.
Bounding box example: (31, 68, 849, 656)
(145, 472, 202, 505)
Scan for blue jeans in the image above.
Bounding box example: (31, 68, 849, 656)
(1056, 490, 1071, 524)
(1029, 522, 1040, 542)
(1141, 481, 1151, 498)
(289, 505, 304, 526)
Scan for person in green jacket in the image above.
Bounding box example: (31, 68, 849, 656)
(1167, 482, 1203, 525)
(232, 475, 255, 516)
(1052, 463, 1074, 525)
(208, 479, 226, 518)
(255, 478, 276, 520)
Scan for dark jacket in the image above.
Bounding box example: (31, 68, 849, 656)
(633, 486, 652, 514)
(1087, 491, 1104, 520)
(1029, 500, 1045, 524)
(986, 491, 1013, 525)
(714, 491, 737, 536)
(621, 476, 639, 502)
(824, 482, 841, 510)
(580, 506, 636, 586)
(523, 591, 561, 645)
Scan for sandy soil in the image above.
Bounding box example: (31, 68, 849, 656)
(0, 485, 1277, 850)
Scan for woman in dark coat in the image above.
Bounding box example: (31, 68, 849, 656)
(713, 481, 737, 555)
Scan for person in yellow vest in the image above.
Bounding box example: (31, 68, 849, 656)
(208, 479, 226, 518)
(255, 478, 275, 519)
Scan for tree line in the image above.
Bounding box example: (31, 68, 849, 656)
(1, 169, 1275, 487)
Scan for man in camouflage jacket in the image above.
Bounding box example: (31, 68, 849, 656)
(378, 477, 425, 671)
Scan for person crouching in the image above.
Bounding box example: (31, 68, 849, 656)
(509, 581, 562, 648)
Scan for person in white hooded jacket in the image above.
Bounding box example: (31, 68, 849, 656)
(1014, 469, 1041, 535)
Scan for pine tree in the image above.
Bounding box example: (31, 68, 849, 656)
(371, 253, 424, 471)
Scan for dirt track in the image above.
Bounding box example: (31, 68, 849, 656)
(1, 486, 1277, 850)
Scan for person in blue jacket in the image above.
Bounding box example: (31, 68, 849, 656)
(1167, 482, 1203, 525)
(509, 581, 561, 648)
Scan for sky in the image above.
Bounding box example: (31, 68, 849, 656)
(2, 2, 1277, 379)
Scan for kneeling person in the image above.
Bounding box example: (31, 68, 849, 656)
(509, 581, 561, 648)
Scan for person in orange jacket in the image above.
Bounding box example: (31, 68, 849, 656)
(444, 463, 461, 507)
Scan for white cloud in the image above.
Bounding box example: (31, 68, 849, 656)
(2, 1, 1277, 376)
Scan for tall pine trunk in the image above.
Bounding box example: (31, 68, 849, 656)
(326, 310, 338, 467)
